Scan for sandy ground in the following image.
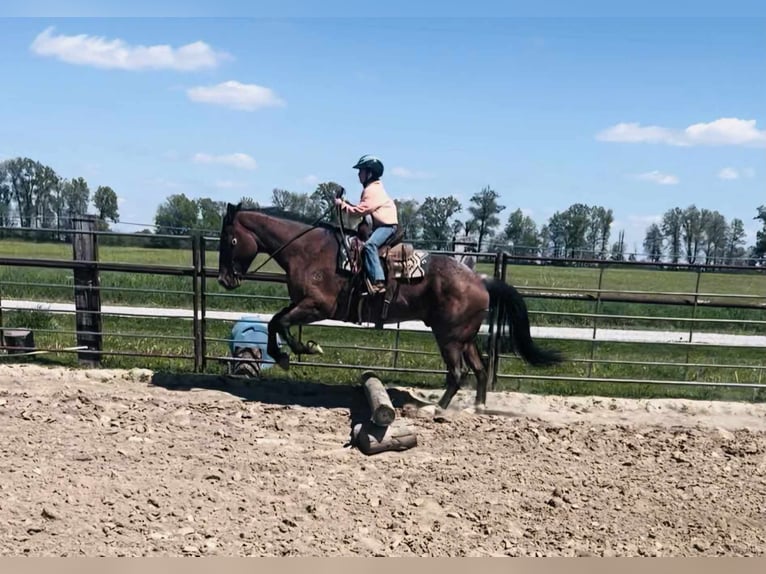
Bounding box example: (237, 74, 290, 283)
(0, 363, 765, 557)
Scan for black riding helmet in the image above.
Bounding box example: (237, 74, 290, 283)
(353, 154, 384, 183)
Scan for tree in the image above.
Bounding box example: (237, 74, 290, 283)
(271, 188, 316, 219)
(154, 193, 200, 235)
(560, 203, 591, 258)
(754, 205, 766, 259)
(0, 166, 12, 227)
(661, 207, 684, 264)
(643, 223, 664, 263)
(542, 212, 567, 258)
(610, 230, 626, 261)
(49, 176, 67, 238)
(394, 198, 422, 240)
(93, 185, 119, 223)
(238, 196, 258, 209)
(681, 205, 704, 264)
(504, 208, 539, 255)
(0, 157, 59, 228)
(197, 197, 226, 233)
(725, 218, 747, 264)
(419, 196, 462, 250)
(587, 206, 614, 259)
(466, 186, 505, 252)
(702, 210, 727, 264)
(310, 181, 344, 222)
(63, 177, 91, 218)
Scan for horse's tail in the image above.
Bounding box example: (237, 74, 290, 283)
(483, 277, 563, 366)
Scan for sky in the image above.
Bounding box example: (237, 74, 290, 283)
(0, 3, 764, 253)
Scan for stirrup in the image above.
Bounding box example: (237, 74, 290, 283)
(363, 277, 385, 296)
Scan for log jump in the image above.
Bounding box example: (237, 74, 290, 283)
(352, 370, 417, 455)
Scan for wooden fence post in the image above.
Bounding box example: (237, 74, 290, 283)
(192, 232, 207, 373)
(485, 252, 504, 392)
(72, 215, 102, 366)
(199, 235, 207, 372)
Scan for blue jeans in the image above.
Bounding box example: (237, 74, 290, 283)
(363, 225, 396, 282)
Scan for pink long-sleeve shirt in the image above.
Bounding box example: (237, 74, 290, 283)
(340, 180, 398, 227)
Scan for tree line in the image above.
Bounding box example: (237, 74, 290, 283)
(0, 156, 119, 239)
(3, 155, 764, 265)
(152, 183, 765, 265)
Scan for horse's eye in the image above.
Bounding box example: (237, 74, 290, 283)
(231, 237, 238, 246)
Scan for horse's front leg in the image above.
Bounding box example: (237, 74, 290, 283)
(268, 302, 326, 370)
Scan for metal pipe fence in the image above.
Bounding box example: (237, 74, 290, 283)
(0, 225, 765, 395)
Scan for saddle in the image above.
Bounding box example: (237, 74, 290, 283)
(336, 223, 430, 328)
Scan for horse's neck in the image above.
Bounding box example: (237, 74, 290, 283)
(241, 212, 326, 272)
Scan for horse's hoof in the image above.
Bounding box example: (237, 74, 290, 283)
(433, 406, 452, 423)
(276, 354, 290, 370)
(306, 340, 323, 355)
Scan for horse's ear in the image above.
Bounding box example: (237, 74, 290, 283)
(235, 202, 242, 211)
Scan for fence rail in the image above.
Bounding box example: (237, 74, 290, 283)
(1, 220, 765, 395)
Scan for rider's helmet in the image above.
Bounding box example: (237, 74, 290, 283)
(352, 154, 384, 180)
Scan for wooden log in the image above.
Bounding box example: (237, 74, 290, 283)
(360, 370, 396, 426)
(352, 420, 418, 455)
(3, 329, 35, 354)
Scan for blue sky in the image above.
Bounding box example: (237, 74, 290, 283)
(0, 8, 764, 252)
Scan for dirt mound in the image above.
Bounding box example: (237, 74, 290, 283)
(0, 364, 764, 556)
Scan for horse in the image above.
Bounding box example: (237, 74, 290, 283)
(216, 202, 563, 411)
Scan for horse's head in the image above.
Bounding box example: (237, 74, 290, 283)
(217, 202, 258, 290)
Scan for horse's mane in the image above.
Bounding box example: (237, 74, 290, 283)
(234, 205, 362, 236)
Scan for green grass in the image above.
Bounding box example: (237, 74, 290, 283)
(2, 238, 766, 403)
(2, 306, 765, 404)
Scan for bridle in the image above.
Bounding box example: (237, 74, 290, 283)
(229, 192, 347, 278)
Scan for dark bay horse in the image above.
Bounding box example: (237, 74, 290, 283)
(217, 203, 563, 410)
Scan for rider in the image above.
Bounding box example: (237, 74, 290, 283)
(334, 154, 399, 294)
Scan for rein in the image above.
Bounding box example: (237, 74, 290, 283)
(242, 203, 344, 276)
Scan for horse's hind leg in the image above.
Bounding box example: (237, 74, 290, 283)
(463, 340, 489, 409)
(436, 341, 464, 410)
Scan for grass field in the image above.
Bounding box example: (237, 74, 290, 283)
(1, 238, 765, 403)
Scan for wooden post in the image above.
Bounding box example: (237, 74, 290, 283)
(360, 370, 396, 426)
(192, 233, 202, 372)
(485, 252, 504, 393)
(352, 421, 418, 455)
(191, 232, 209, 373)
(199, 234, 207, 372)
(72, 215, 102, 366)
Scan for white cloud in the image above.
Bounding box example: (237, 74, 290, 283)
(117, 196, 126, 205)
(187, 80, 285, 111)
(597, 117, 766, 148)
(302, 175, 320, 186)
(718, 167, 740, 180)
(391, 166, 433, 180)
(193, 152, 257, 170)
(635, 170, 679, 185)
(30, 27, 229, 71)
